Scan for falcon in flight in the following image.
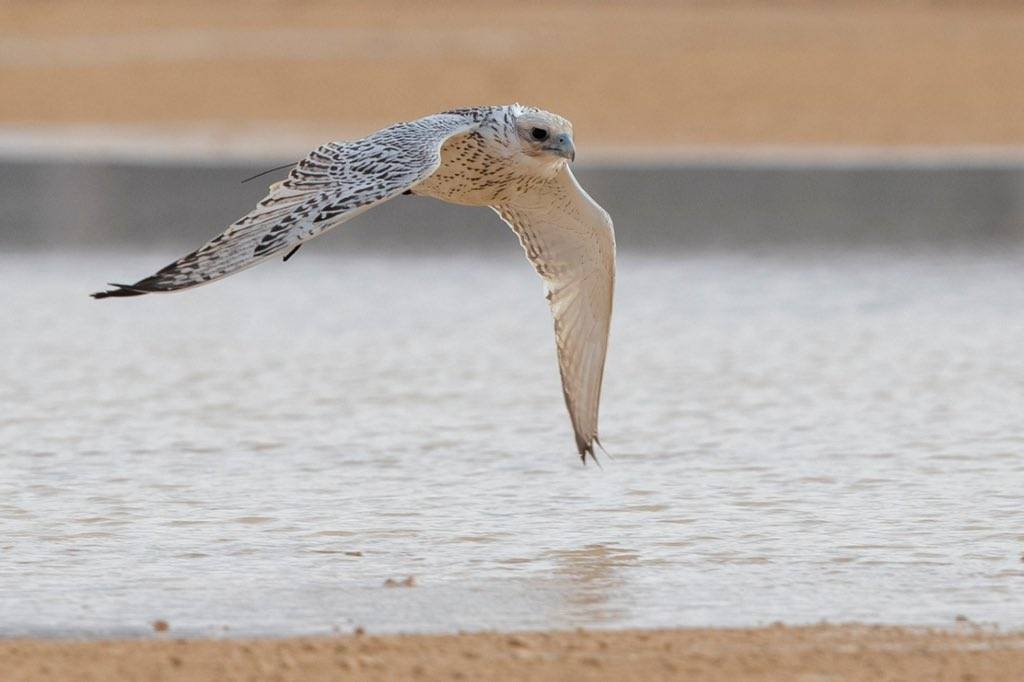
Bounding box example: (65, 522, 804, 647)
(93, 105, 616, 461)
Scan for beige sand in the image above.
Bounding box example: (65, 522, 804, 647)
(3, 1, 1024, 148)
(5, 625, 1024, 681)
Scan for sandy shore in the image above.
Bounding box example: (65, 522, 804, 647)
(3, 1, 1024, 149)
(5, 625, 1024, 681)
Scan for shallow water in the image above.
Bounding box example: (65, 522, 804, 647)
(2, 250, 1023, 637)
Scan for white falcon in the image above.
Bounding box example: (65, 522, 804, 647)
(93, 105, 616, 461)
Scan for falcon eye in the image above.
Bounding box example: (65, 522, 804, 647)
(530, 127, 549, 141)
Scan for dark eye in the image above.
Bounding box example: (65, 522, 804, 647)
(530, 127, 549, 141)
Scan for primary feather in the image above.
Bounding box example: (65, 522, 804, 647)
(93, 104, 616, 461)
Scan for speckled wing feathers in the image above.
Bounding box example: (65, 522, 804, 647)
(91, 113, 483, 297)
(493, 166, 616, 459)
(92, 105, 617, 461)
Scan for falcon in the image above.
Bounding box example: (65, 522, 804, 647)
(92, 105, 616, 461)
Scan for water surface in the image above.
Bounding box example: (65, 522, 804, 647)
(2, 250, 1023, 636)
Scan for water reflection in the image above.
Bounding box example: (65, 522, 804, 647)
(546, 544, 639, 624)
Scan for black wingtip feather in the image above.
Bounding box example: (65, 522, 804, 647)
(578, 438, 603, 467)
(90, 283, 149, 299)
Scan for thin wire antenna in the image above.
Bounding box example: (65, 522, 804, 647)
(240, 162, 297, 184)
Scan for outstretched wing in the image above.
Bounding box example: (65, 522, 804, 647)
(493, 165, 615, 460)
(92, 113, 481, 298)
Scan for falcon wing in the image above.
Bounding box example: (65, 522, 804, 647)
(92, 114, 481, 298)
(493, 165, 616, 460)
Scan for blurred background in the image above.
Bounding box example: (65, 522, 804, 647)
(3, 0, 1024, 249)
(3, 1, 1024, 637)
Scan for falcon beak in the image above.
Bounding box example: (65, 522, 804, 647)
(547, 133, 576, 162)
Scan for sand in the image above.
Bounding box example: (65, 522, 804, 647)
(3, 1, 1024, 149)
(4, 625, 1024, 681)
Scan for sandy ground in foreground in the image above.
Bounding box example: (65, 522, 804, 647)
(3, 1, 1024, 149)
(5, 625, 1024, 682)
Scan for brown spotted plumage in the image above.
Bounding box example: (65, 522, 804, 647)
(92, 104, 615, 461)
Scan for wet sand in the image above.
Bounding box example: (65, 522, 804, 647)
(3, 1, 1024, 148)
(5, 625, 1024, 681)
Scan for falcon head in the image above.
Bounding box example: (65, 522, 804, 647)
(512, 107, 575, 164)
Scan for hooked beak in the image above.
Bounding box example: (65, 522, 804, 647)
(546, 133, 576, 162)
